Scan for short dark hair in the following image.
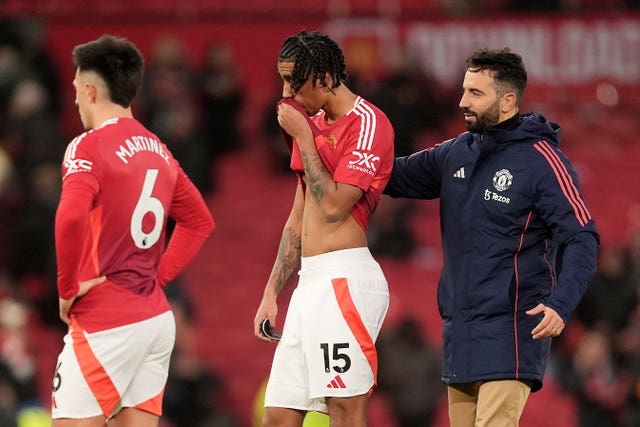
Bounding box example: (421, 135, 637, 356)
(465, 47, 527, 100)
(73, 35, 144, 108)
(278, 30, 347, 93)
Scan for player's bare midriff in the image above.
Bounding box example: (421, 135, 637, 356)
(300, 193, 367, 258)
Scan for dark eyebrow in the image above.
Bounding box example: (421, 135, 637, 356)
(463, 85, 485, 95)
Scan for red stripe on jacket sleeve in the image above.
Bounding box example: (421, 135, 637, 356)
(534, 141, 591, 226)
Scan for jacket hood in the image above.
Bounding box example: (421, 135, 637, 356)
(478, 112, 561, 152)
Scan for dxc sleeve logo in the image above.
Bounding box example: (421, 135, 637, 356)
(348, 150, 380, 173)
(64, 158, 93, 176)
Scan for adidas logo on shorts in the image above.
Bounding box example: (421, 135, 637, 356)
(326, 375, 347, 389)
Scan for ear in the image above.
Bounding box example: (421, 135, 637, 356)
(86, 82, 98, 103)
(501, 92, 517, 113)
(318, 72, 334, 89)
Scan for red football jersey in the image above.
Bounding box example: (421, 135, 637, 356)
(56, 117, 213, 332)
(284, 97, 395, 230)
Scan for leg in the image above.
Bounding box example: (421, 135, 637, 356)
(262, 407, 305, 427)
(475, 380, 531, 427)
(326, 394, 368, 427)
(52, 416, 106, 427)
(107, 407, 159, 427)
(447, 382, 480, 427)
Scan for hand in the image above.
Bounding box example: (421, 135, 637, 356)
(277, 103, 313, 142)
(527, 303, 565, 339)
(78, 275, 106, 297)
(58, 275, 107, 325)
(59, 297, 74, 325)
(254, 294, 279, 343)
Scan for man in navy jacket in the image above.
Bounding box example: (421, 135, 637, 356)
(384, 48, 599, 426)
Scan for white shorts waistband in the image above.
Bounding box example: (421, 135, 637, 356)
(300, 247, 374, 271)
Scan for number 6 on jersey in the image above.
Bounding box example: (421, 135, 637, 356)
(130, 169, 164, 249)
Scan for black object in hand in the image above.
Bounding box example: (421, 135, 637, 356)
(260, 318, 282, 340)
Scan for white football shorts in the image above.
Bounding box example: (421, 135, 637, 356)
(51, 310, 175, 420)
(264, 247, 389, 413)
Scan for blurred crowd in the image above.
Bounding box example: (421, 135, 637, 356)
(1, 9, 640, 427)
(552, 238, 640, 427)
(4, 0, 640, 19)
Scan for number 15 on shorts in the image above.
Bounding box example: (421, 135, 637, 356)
(320, 342, 351, 374)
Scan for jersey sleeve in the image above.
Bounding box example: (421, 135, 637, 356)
(531, 140, 599, 321)
(333, 106, 394, 191)
(61, 132, 100, 181)
(55, 135, 101, 299)
(155, 168, 215, 287)
(55, 173, 99, 299)
(278, 98, 320, 174)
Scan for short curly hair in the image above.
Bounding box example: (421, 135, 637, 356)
(465, 47, 527, 100)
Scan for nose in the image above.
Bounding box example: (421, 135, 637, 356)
(282, 82, 294, 98)
(459, 92, 469, 109)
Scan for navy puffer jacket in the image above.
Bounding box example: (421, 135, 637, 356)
(384, 112, 599, 391)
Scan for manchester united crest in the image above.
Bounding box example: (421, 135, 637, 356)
(492, 169, 513, 191)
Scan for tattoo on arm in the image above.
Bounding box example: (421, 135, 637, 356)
(272, 224, 301, 294)
(300, 150, 333, 204)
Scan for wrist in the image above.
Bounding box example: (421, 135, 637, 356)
(263, 286, 279, 300)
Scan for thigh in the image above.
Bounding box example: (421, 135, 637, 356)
(304, 275, 389, 401)
(326, 394, 368, 427)
(476, 380, 531, 427)
(264, 288, 326, 413)
(120, 311, 175, 415)
(52, 313, 174, 421)
(52, 415, 105, 427)
(51, 320, 125, 420)
(262, 407, 305, 427)
(265, 264, 389, 414)
(109, 407, 159, 427)
(448, 382, 480, 427)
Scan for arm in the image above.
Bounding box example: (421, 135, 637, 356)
(254, 183, 304, 342)
(528, 230, 599, 339)
(527, 142, 600, 339)
(55, 175, 106, 324)
(277, 102, 363, 223)
(55, 177, 95, 300)
(156, 168, 215, 287)
(383, 140, 452, 200)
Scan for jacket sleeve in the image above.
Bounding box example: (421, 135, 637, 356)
(549, 231, 599, 322)
(156, 168, 215, 287)
(531, 140, 600, 322)
(383, 138, 453, 199)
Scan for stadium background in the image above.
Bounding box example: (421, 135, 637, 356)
(0, 1, 639, 426)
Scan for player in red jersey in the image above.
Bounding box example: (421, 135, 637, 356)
(51, 35, 214, 427)
(253, 30, 395, 426)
